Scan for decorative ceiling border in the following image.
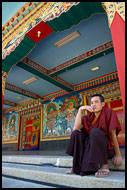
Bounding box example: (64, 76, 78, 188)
(3, 71, 119, 113)
(2, 2, 80, 52)
(2, 2, 40, 34)
(2, 2, 105, 60)
(2, 2, 80, 37)
(48, 40, 113, 76)
(42, 71, 118, 101)
(2, 35, 36, 72)
(3, 106, 16, 114)
(82, 81, 121, 101)
(101, 2, 125, 27)
(2, 2, 43, 45)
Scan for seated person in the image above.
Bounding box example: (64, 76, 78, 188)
(65, 94, 122, 177)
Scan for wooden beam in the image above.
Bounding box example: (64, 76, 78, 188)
(17, 57, 74, 92)
(5, 82, 43, 99)
(4, 100, 17, 107)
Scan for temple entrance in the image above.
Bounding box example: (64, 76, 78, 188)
(19, 114, 40, 150)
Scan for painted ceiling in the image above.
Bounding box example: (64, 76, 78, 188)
(2, 2, 118, 111)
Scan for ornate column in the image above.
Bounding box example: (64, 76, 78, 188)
(102, 2, 125, 111)
(83, 96, 88, 115)
(2, 71, 8, 114)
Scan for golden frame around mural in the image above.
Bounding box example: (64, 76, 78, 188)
(2, 112, 20, 144)
(40, 93, 82, 141)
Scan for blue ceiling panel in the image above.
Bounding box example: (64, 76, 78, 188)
(58, 52, 117, 85)
(27, 14, 112, 69)
(6, 65, 62, 96)
(4, 89, 30, 103)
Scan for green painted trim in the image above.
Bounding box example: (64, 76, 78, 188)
(16, 62, 73, 92)
(2, 35, 36, 73)
(50, 47, 114, 76)
(46, 2, 105, 32)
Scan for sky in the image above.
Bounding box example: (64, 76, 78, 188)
(2, 2, 26, 25)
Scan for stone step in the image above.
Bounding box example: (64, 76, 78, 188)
(2, 154, 125, 171)
(2, 163, 125, 188)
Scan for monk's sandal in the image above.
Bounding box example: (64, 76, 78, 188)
(65, 169, 74, 174)
(95, 168, 110, 177)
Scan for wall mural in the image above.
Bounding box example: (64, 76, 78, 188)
(42, 93, 82, 140)
(2, 111, 19, 143)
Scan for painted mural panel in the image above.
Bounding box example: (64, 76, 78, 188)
(42, 93, 82, 140)
(2, 111, 19, 143)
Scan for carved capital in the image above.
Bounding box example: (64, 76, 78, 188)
(2, 71, 8, 96)
(101, 2, 125, 27)
(2, 76, 6, 96)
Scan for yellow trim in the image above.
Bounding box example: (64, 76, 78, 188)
(107, 102, 111, 108)
(118, 134, 125, 138)
(40, 105, 44, 141)
(2, 141, 18, 144)
(113, 106, 123, 111)
(17, 113, 21, 146)
(26, 124, 34, 127)
(41, 136, 70, 141)
(83, 96, 88, 115)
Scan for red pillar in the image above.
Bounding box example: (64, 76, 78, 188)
(110, 12, 125, 111)
(2, 93, 4, 114)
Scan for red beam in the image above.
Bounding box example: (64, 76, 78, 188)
(48, 41, 113, 75)
(4, 100, 17, 107)
(5, 82, 43, 99)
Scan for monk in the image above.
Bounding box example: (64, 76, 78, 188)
(65, 94, 122, 177)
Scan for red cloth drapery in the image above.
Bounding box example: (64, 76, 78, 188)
(110, 12, 125, 111)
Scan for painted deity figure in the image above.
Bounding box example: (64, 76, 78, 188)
(9, 117, 16, 137)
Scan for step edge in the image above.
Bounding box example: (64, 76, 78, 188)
(2, 167, 125, 188)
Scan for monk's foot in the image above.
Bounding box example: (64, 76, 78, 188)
(95, 164, 110, 177)
(65, 168, 74, 174)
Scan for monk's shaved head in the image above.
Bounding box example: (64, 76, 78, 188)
(91, 94, 104, 103)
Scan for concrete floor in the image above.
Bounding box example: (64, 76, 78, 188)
(2, 176, 56, 188)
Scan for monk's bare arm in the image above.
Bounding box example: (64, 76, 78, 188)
(110, 128, 121, 156)
(73, 106, 93, 130)
(110, 128, 122, 165)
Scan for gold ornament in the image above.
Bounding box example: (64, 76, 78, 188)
(118, 117, 123, 125)
(101, 2, 125, 27)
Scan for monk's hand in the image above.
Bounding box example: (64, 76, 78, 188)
(79, 105, 93, 112)
(112, 155, 122, 166)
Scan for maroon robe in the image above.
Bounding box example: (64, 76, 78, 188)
(66, 107, 122, 175)
(81, 107, 122, 149)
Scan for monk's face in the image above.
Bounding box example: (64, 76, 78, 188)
(90, 96, 105, 113)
